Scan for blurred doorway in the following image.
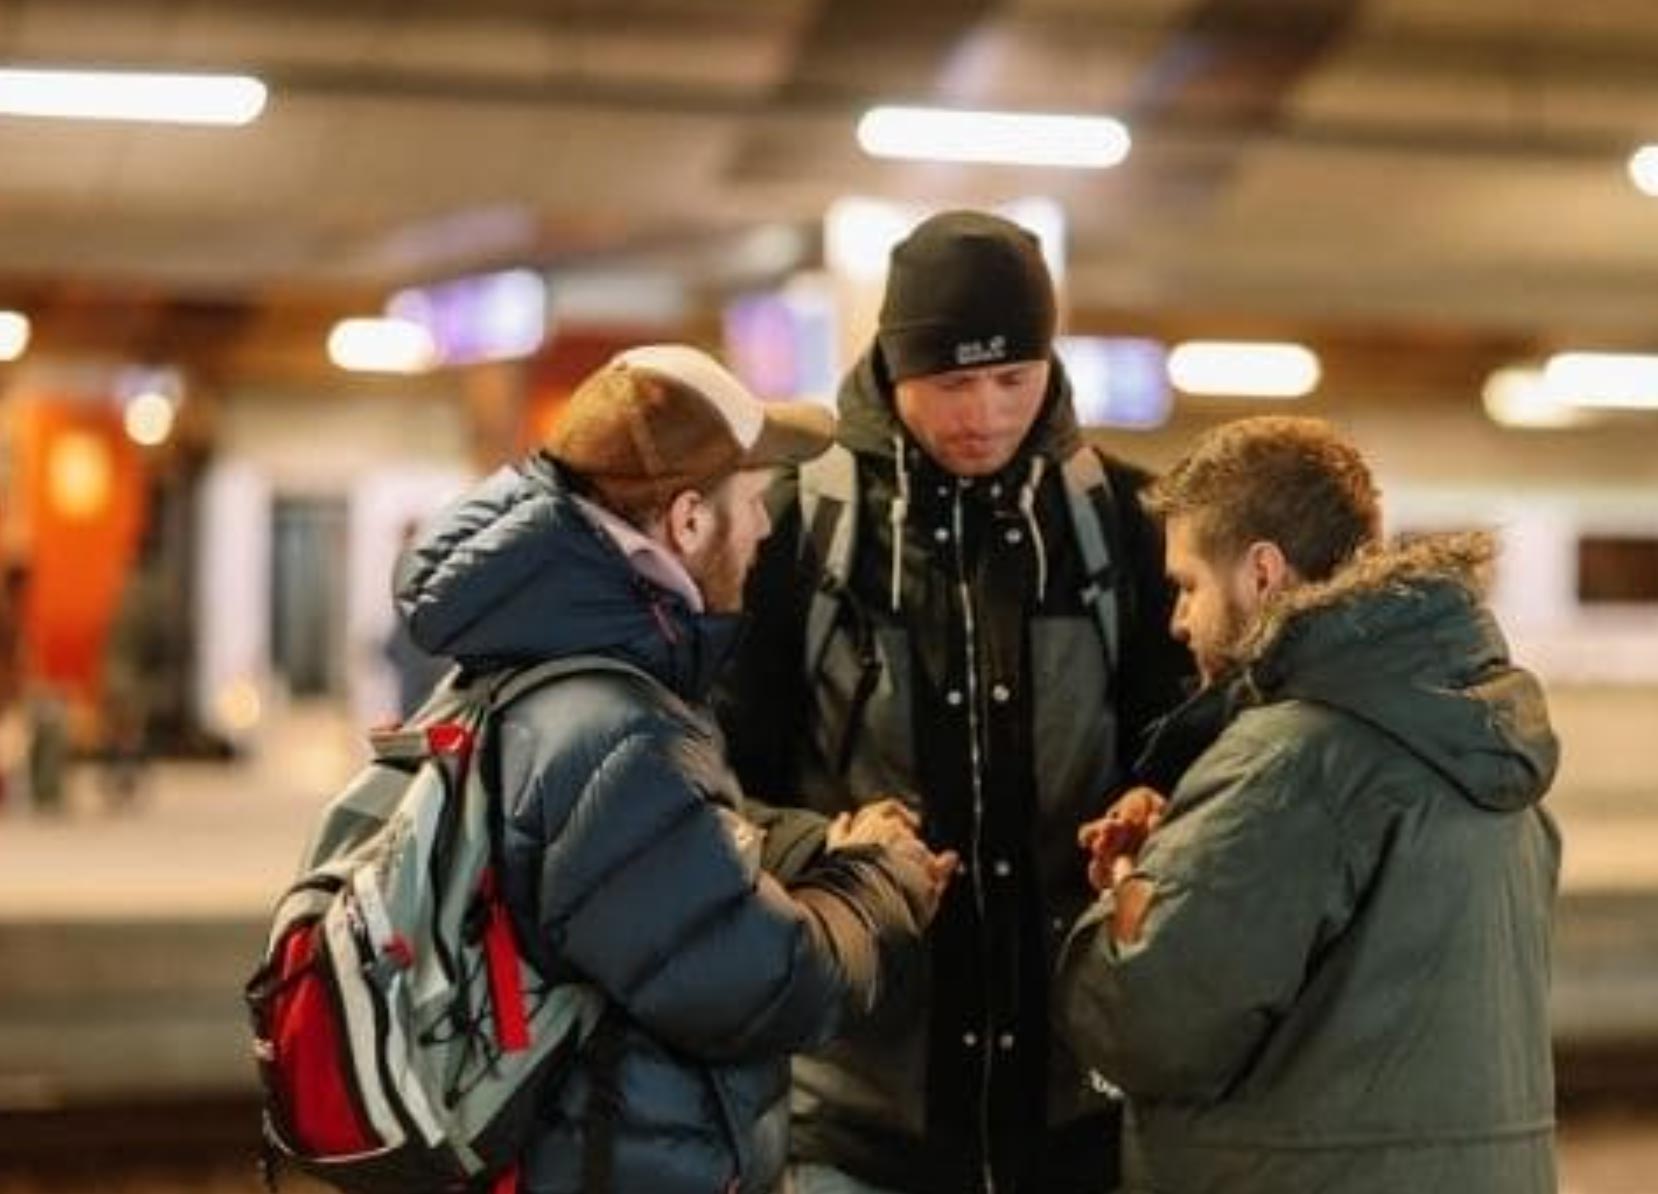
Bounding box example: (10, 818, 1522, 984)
(270, 496, 348, 699)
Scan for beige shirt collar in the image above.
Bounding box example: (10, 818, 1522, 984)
(573, 494, 705, 613)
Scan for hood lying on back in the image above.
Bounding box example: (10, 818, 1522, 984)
(1241, 532, 1558, 813)
(393, 454, 740, 699)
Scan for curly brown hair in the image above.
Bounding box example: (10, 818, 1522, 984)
(1144, 416, 1381, 581)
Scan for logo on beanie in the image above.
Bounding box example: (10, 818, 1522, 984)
(953, 334, 1008, 367)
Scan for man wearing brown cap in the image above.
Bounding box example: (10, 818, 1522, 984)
(394, 344, 956, 1194)
(717, 213, 1194, 1194)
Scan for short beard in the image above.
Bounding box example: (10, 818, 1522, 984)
(684, 506, 745, 613)
(1200, 593, 1254, 684)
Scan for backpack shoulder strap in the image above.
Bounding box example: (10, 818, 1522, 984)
(799, 444, 859, 670)
(799, 443, 858, 584)
(1060, 444, 1121, 673)
(483, 654, 653, 714)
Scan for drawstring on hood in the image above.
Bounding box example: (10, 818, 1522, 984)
(834, 345, 1085, 617)
(889, 430, 911, 613)
(1017, 454, 1048, 603)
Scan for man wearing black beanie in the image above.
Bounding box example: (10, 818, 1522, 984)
(717, 210, 1194, 1194)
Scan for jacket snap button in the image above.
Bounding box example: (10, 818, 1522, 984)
(945, 689, 964, 707)
(997, 1032, 1016, 1051)
(992, 859, 1011, 878)
(990, 683, 1010, 703)
(963, 1031, 979, 1048)
(934, 526, 950, 543)
(1004, 528, 1024, 544)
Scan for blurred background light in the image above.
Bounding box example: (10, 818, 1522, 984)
(1056, 335, 1171, 428)
(46, 429, 113, 519)
(1167, 340, 1321, 398)
(1629, 146, 1658, 197)
(857, 105, 1131, 169)
(0, 309, 30, 360)
(326, 317, 437, 375)
(216, 677, 264, 733)
(1482, 365, 1590, 429)
(0, 67, 266, 125)
(387, 268, 547, 367)
(1545, 351, 1658, 410)
(123, 391, 177, 447)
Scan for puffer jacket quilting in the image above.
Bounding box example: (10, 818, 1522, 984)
(397, 455, 930, 1194)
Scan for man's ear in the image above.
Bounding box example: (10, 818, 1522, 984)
(1243, 539, 1294, 600)
(662, 488, 709, 558)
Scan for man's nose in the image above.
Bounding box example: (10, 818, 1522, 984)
(955, 383, 995, 428)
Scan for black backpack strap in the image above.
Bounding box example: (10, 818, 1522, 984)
(1061, 445, 1122, 673)
(582, 1006, 628, 1193)
(799, 444, 858, 674)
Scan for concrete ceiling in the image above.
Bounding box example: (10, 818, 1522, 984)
(3, 0, 1658, 341)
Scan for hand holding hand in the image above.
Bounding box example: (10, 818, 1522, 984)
(828, 797, 922, 852)
(883, 836, 959, 926)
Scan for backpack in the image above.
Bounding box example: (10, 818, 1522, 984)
(244, 658, 628, 1194)
(800, 443, 1125, 674)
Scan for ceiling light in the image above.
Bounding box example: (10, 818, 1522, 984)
(0, 310, 29, 360)
(1167, 341, 1321, 399)
(124, 391, 177, 447)
(1481, 366, 1588, 429)
(1543, 351, 1658, 410)
(1629, 146, 1658, 197)
(857, 106, 1131, 169)
(327, 318, 437, 375)
(0, 68, 266, 126)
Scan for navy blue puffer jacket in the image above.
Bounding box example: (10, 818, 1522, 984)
(396, 455, 930, 1194)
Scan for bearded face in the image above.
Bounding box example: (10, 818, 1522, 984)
(681, 469, 774, 615)
(1165, 515, 1263, 686)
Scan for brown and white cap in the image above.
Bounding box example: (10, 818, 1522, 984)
(546, 344, 834, 514)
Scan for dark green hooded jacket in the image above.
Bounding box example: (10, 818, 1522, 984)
(1057, 533, 1561, 1194)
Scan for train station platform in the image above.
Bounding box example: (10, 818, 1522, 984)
(1, 690, 1657, 1109)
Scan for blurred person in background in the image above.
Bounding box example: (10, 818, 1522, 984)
(716, 211, 1193, 1194)
(1057, 415, 1560, 1194)
(0, 561, 27, 808)
(101, 531, 176, 808)
(394, 344, 957, 1194)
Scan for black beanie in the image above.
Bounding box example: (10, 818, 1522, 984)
(877, 210, 1057, 382)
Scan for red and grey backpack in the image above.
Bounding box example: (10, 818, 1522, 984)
(245, 657, 635, 1194)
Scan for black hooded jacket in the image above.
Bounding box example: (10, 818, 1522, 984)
(716, 350, 1193, 1193)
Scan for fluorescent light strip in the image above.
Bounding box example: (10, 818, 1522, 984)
(0, 68, 266, 126)
(857, 105, 1130, 169)
(1168, 341, 1321, 399)
(1482, 366, 1589, 429)
(1544, 351, 1658, 410)
(328, 318, 437, 375)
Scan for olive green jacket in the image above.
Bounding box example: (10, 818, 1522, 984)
(1057, 533, 1561, 1194)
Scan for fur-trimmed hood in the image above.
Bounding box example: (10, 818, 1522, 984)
(1240, 532, 1557, 812)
